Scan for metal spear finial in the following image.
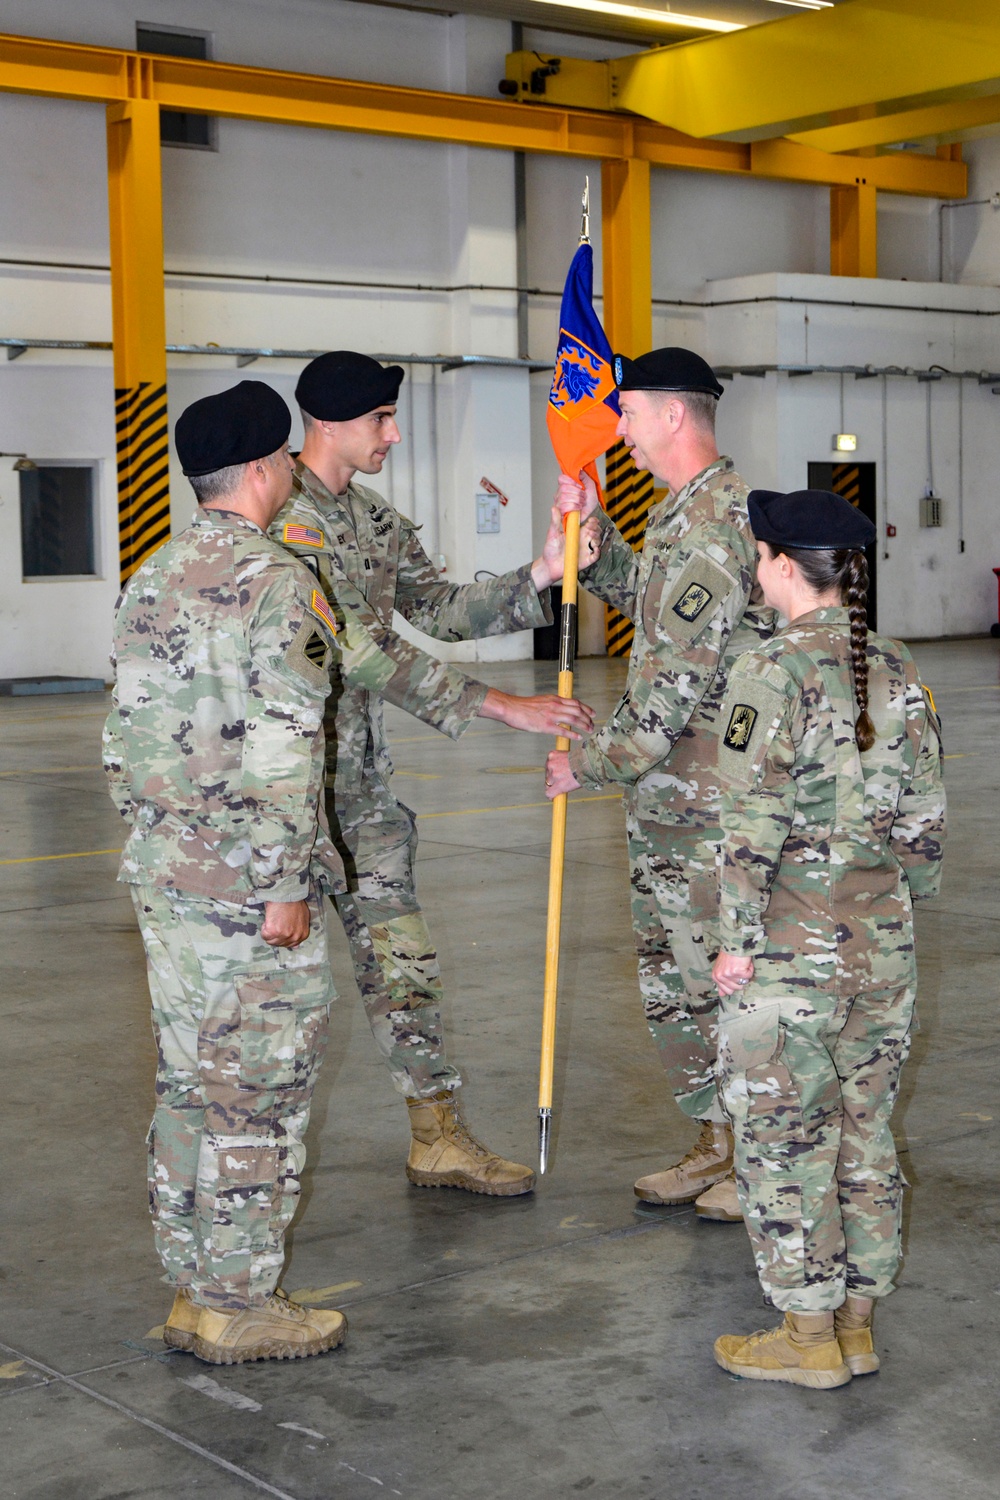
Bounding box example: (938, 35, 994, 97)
(580, 176, 590, 245)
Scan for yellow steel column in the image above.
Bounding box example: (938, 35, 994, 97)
(601, 158, 652, 359)
(830, 179, 877, 277)
(106, 87, 170, 585)
(601, 157, 654, 656)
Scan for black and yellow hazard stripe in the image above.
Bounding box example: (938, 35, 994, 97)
(831, 464, 860, 507)
(604, 439, 655, 657)
(116, 382, 170, 585)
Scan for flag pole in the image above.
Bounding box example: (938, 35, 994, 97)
(538, 179, 589, 1175)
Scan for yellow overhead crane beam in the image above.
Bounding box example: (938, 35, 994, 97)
(0, 28, 969, 581)
(0, 30, 965, 192)
(608, 0, 1000, 145)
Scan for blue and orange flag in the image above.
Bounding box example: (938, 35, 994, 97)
(546, 241, 620, 488)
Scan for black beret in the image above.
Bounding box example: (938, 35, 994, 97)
(748, 489, 877, 551)
(296, 351, 404, 422)
(175, 381, 291, 477)
(613, 346, 724, 400)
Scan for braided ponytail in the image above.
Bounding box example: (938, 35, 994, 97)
(773, 543, 876, 751)
(844, 550, 875, 751)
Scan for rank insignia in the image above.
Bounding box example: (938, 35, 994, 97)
(309, 589, 338, 634)
(283, 523, 324, 547)
(723, 703, 757, 752)
(673, 583, 713, 623)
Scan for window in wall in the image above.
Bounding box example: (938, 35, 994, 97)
(136, 24, 216, 150)
(20, 465, 99, 579)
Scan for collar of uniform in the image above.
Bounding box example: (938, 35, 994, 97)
(790, 605, 851, 626)
(660, 455, 734, 518)
(193, 507, 265, 535)
(294, 460, 352, 510)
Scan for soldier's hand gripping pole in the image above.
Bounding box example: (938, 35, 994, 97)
(538, 506, 581, 1174)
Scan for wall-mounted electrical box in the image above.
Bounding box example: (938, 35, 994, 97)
(920, 495, 944, 528)
(476, 492, 500, 534)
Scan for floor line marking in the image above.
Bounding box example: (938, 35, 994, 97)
(328, 1209, 688, 1309)
(0, 849, 121, 866)
(0, 794, 621, 863)
(0, 1339, 302, 1500)
(0, 765, 98, 777)
(419, 793, 619, 820)
(0, 711, 108, 724)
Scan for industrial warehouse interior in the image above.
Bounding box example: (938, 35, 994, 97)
(1, 1, 998, 1497)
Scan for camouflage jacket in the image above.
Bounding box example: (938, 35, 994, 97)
(103, 508, 396, 904)
(716, 608, 946, 995)
(270, 463, 552, 803)
(570, 457, 775, 831)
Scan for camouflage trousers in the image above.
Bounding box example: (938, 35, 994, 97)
(329, 789, 460, 1101)
(131, 881, 334, 1311)
(626, 815, 725, 1123)
(717, 982, 915, 1313)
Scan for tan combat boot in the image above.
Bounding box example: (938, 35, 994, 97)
(406, 1091, 535, 1197)
(634, 1121, 734, 1204)
(694, 1171, 742, 1223)
(191, 1290, 347, 1365)
(714, 1311, 851, 1389)
(163, 1287, 200, 1352)
(835, 1296, 880, 1375)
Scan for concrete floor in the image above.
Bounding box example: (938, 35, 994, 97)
(1, 641, 998, 1500)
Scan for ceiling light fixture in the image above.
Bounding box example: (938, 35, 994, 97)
(765, 1, 834, 9)
(528, 0, 743, 33)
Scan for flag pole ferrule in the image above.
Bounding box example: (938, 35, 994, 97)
(538, 1108, 552, 1175)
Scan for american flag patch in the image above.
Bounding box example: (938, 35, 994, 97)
(309, 589, 338, 635)
(283, 522, 324, 547)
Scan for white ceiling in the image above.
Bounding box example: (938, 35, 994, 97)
(364, 0, 850, 50)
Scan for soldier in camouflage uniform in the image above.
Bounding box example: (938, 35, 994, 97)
(272, 351, 597, 1197)
(104, 382, 399, 1365)
(710, 488, 945, 1388)
(546, 348, 774, 1218)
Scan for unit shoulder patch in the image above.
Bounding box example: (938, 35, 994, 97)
(717, 675, 790, 791)
(722, 702, 758, 752)
(285, 615, 333, 690)
(662, 550, 739, 645)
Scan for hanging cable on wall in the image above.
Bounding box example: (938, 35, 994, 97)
(881, 373, 890, 560)
(957, 377, 965, 554)
(925, 381, 935, 497)
(406, 361, 417, 524)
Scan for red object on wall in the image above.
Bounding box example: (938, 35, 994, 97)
(886, 523, 897, 538)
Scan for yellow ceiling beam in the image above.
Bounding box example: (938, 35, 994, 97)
(749, 138, 962, 197)
(790, 94, 1000, 154)
(0, 30, 965, 197)
(609, 0, 1000, 143)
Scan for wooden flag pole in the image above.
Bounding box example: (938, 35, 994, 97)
(538, 504, 581, 1174)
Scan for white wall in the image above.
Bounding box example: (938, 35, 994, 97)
(1, 0, 999, 681)
(699, 272, 1000, 638)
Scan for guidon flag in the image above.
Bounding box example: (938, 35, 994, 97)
(546, 241, 620, 491)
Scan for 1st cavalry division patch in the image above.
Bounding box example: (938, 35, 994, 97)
(723, 703, 758, 752)
(673, 583, 713, 623)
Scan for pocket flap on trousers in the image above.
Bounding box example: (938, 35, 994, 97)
(721, 1004, 781, 1071)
